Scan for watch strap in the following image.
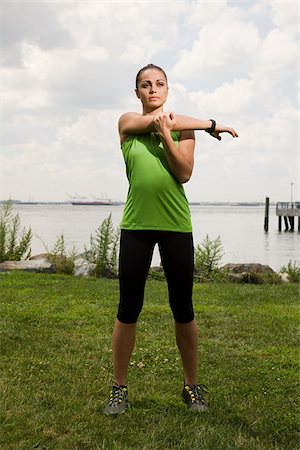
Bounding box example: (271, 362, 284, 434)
(205, 119, 216, 134)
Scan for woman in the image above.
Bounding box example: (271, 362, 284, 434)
(104, 64, 238, 415)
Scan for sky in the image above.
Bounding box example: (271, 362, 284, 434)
(0, 0, 299, 203)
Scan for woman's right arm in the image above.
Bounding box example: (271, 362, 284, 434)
(119, 112, 178, 142)
(118, 112, 155, 142)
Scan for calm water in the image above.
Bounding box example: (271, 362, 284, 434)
(13, 204, 299, 271)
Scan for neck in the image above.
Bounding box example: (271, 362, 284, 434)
(142, 105, 164, 116)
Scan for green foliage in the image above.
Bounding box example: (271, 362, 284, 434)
(194, 234, 226, 282)
(280, 260, 300, 283)
(47, 233, 77, 274)
(0, 200, 32, 262)
(241, 271, 282, 285)
(86, 213, 120, 278)
(148, 267, 166, 281)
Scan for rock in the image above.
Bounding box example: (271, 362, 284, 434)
(30, 253, 64, 271)
(226, 273, 245, 283)
(29, 253, 50, 261)
(73, 258, 96, 277)
(222, 263, 275, 274)
(0, 260, 55, 273)
(278, 272, 290, 283)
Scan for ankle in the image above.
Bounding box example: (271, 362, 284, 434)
(114, 380, 127, 387)
(184, 380, 197, 386)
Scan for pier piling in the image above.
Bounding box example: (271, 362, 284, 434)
(276, 202, 300, 232)
(264, 197, 269, 232)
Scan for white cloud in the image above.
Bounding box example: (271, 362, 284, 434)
(172, 3, 261, 81)
(168, 79, 256, 118)
(0, 109, 128, 202)
(252, 27, 298, 79)
(269, 0, 299, 35)
(54, 1, 183, 64)
(186, 0, 230, 27)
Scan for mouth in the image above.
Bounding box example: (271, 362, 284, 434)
(149, 97, 160, 101)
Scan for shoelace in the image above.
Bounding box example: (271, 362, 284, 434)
(185, 384, 208, 403)
(109, 385, 127, 406)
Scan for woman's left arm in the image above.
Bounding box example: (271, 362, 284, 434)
(155, 114, 195, 184)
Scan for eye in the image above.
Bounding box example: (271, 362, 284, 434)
(157, 82, 165, 86)
(141, 83, 149, 88)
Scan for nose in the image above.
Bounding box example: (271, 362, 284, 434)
(149, 83, 157, 93)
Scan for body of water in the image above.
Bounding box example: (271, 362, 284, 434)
(12, 203, 299, 271)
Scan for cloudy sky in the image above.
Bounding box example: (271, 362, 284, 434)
(0, 0, 299, 203)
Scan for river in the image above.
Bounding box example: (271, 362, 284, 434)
(11, 203, 299, 271)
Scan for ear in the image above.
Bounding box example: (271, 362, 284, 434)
(135, 88, 140, 99)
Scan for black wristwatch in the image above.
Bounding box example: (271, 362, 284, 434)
(205, 119, 216, 134)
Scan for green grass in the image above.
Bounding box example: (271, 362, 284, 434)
(0, 272, 299, 450)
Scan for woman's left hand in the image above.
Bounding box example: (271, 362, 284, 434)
(154, 112, 176, 135)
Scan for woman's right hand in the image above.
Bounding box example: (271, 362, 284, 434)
(211, 124, 239, 140)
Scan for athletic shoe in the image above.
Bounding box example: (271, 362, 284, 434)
(182, 384, 209, 412)
(104, 384, 130, 415)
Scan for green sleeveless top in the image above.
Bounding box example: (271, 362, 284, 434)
(120, 131, 192, 232)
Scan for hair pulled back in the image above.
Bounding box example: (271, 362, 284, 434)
(135, 64, 168, 89)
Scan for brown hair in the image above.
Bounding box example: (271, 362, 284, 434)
(135, 63, 168, 89)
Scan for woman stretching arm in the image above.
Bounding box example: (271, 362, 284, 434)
(119, 111, 238, 143)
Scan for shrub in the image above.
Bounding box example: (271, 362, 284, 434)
(0, 200, 32, 262)
(148, 267, 166, 281)
(280, 260, 300, 283)
(194, 234, 226, 282)
(86, 213, 120, 278)
(47, 233, 77, 275)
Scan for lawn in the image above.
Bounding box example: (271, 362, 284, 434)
(0, 272, 299, 449)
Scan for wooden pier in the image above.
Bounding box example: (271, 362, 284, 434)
(276, 202, 300, 231)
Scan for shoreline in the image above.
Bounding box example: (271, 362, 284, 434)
(1, 200, 269, 207)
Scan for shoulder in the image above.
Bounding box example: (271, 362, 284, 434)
(119, 112, 141, 144)
(118, 112, 141, 139)
(119, 112, 141, 124)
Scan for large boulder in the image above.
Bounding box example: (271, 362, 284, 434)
(222, 263, 277, 284)
(0, 259, 55, 273)
(222, 263, 275, 274)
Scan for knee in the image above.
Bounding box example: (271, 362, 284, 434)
(117, 301, 143, 324)
(170, 302, 194, 324)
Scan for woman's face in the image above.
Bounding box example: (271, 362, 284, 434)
(135, 69, 168, 111)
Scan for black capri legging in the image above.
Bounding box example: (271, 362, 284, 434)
(117, 230, 195, 324)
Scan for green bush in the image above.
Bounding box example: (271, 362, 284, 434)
(280, 260, 300, 283)
(46, 233, 77, 275)
(86, 213, 120, 278)
(148, 267, 166, 281)
(0, 200, 32, 262)
(194, 234, 227, 282)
